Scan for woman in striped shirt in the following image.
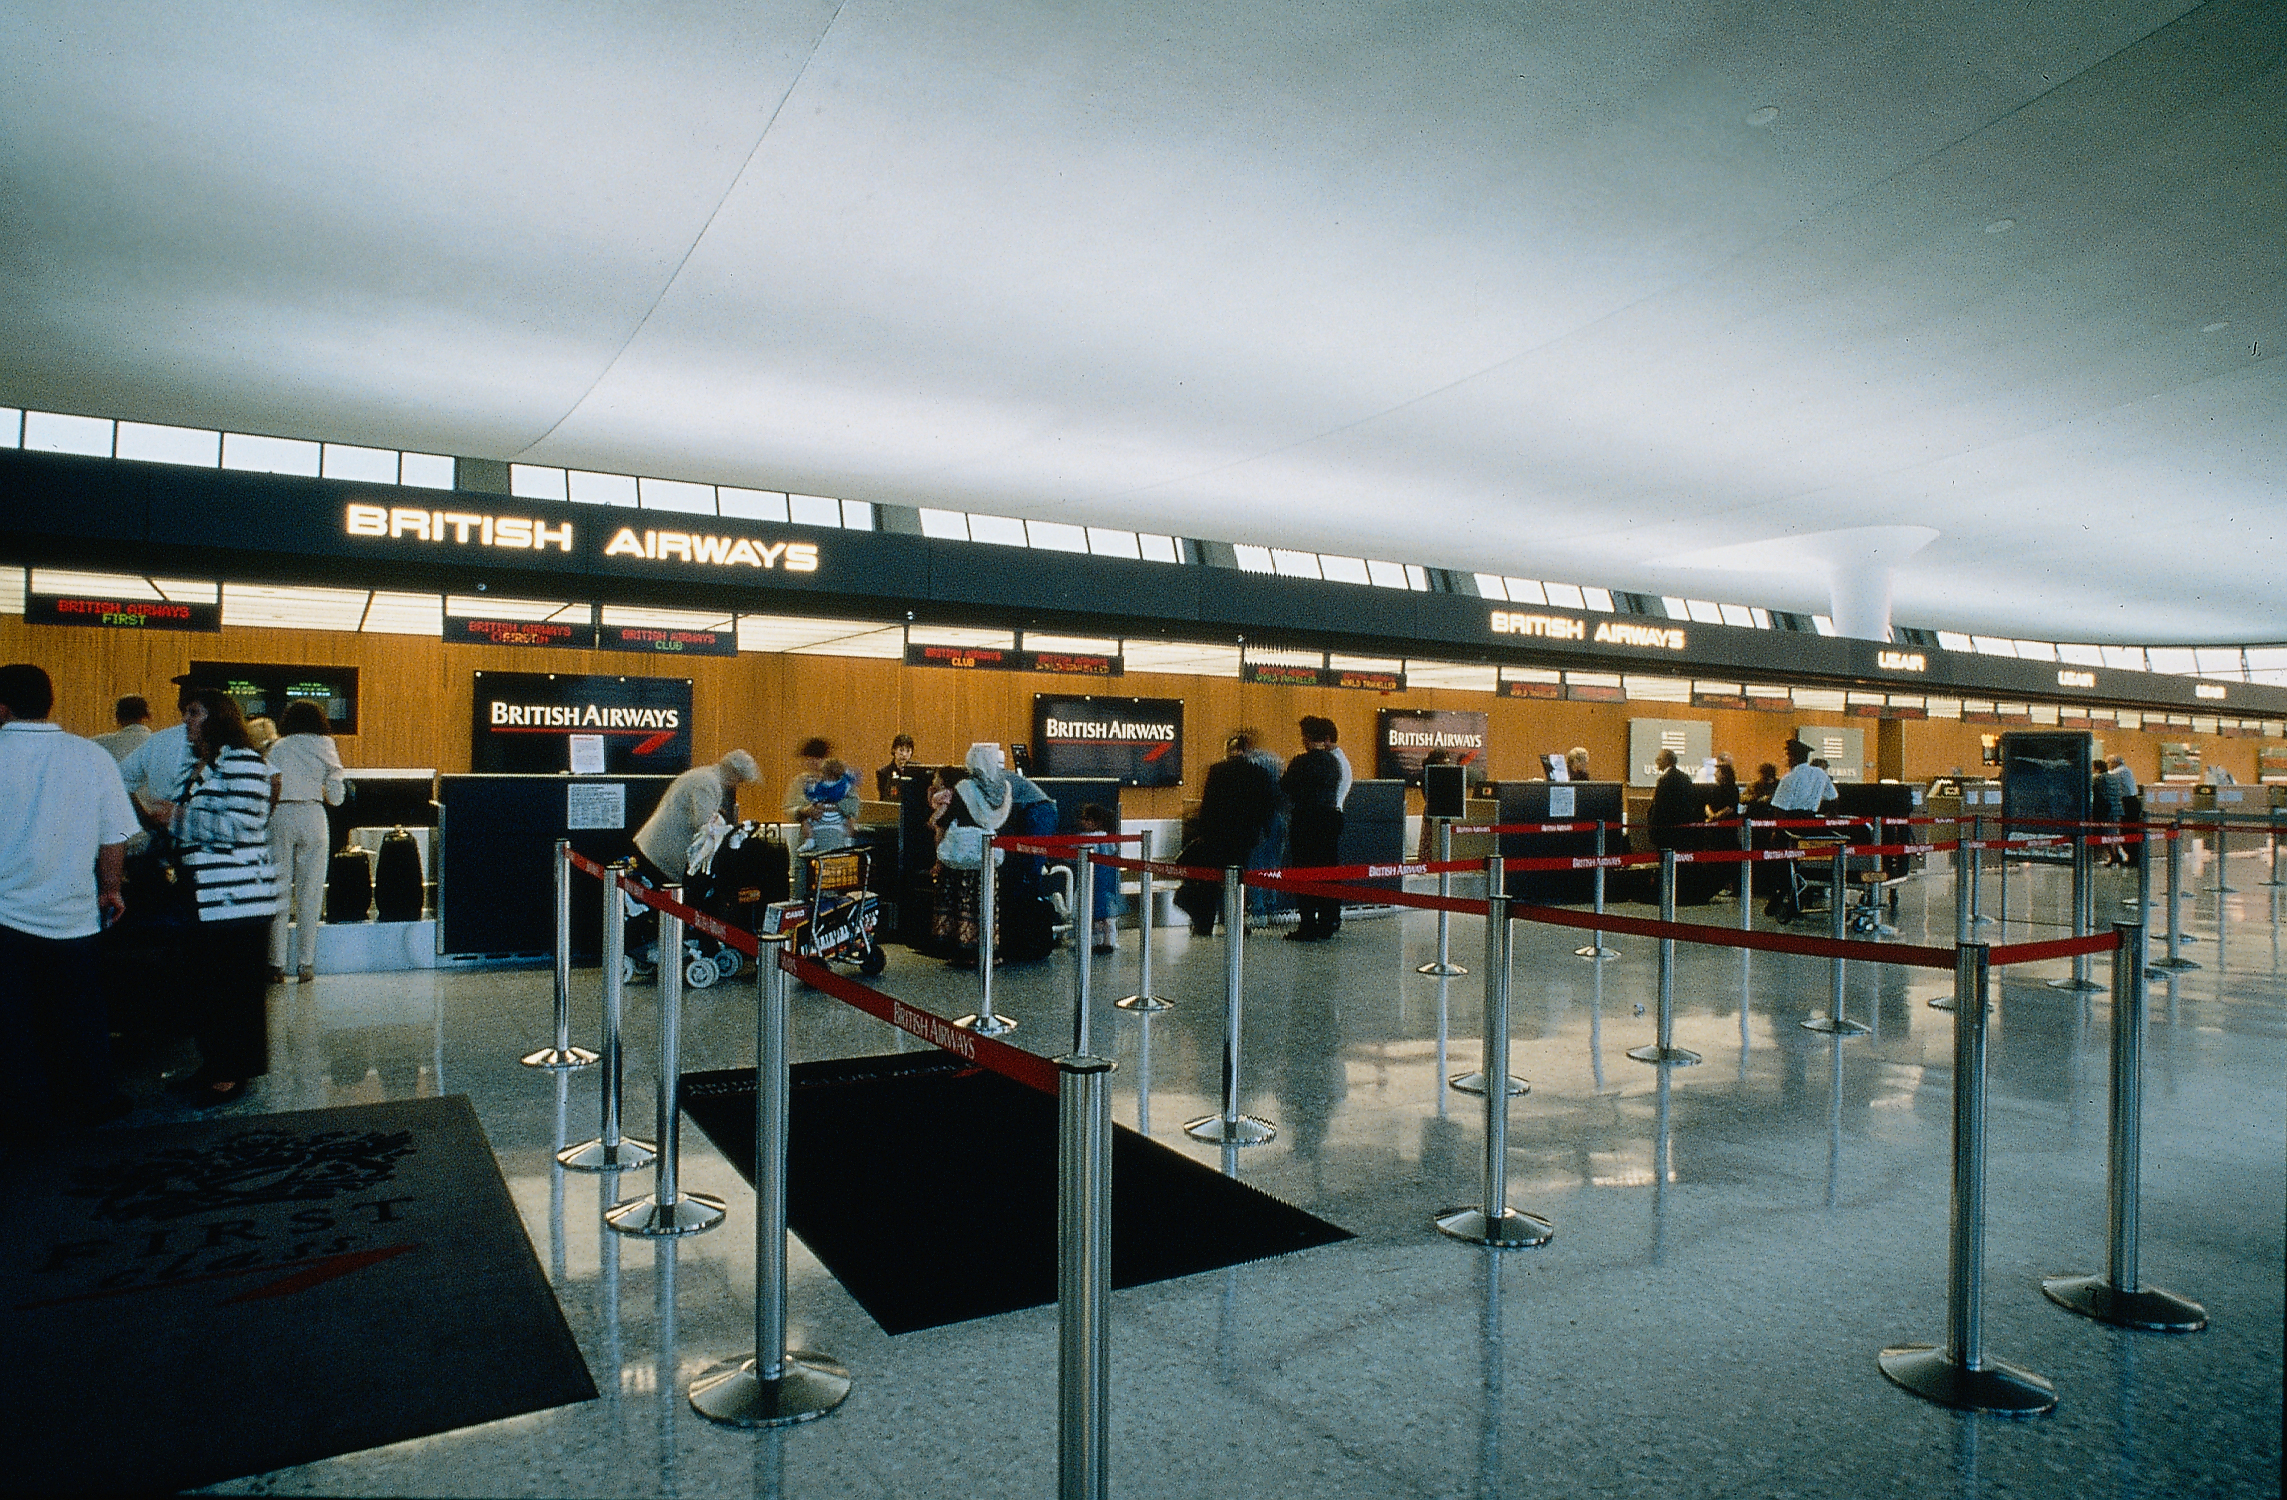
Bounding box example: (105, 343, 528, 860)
(147, 689, 280, 1106)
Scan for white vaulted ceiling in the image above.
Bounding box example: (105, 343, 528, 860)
(1, 1, 2281, 642)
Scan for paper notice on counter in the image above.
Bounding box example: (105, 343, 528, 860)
(567, 734, 606, 774)
(1549, 786, 1576, 819)
(567, 781, 624, 830)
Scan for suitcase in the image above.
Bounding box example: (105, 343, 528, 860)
(374, 827, 425, 922)
(325, 843, 374, 923)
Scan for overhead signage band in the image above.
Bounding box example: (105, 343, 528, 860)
(26, 591, 221, 633)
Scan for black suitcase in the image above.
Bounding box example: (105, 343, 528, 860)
(325, 843, 374, 922)
(374, 827, 424, 922)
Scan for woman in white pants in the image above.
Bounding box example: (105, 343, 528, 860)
(265, 700, 347, 981)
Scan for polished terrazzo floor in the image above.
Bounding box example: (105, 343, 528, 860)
(146, 849, 2283, 1498)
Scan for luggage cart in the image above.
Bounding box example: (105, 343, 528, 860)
(761, 846, 886, 978)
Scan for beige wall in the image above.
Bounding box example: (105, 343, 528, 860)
(3, 614, 2264, 809)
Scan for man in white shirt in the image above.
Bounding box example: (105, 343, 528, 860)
(1764, 740, 1838, 921)
(117, 677, 198, 822)
(90, 695, 153, 762)
(0, 664, 141, 1128)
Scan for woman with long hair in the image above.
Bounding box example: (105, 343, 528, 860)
(147, 688, 279, 1106)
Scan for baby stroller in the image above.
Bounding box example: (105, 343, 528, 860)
(671, 819, 792, 989)
(761, 845, 887, 978)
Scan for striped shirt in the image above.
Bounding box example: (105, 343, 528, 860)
(175, 746, 280, 921)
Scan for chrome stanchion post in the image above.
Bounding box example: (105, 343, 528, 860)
(691, 935, 852, 1425)
(957, 833, 1017, 1035)
(1452, 853, 1523, 1096)
(559, 861, 656, 1172)
(1184, 867, 1275, 1145)
(1419, 818, 1466, 976)
(2049, 831, 2103, 992)
(1969, 811, 1994, 926)
(2041, 924, 2208, 1332)
(2261, 811, 2284, 887)
(609, 883, 727, 1237)
(1880, 943, 2058, 1414)
(1436, 882, 1553, 1247)
(1954, 825, 1973, 946)
(1072, 848, 1096, 1054)
(1575, 820, 1619, 960)
(1738, 818, 1753, 933)
(526, 838, 601, 1070)
(1057, 1051, 1115, 1499)
(1117, 829, 1172, 1012)
(2150, 822, 2199, 972)
(1804, 844, 1869, 1036)
(2213, 817, 2235, 895)
(1629, 851, 1700, 1066)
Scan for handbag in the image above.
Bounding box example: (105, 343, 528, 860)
(939, 824, 986, 869)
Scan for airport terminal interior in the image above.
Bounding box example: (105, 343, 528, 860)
(2, 3, 2283, 1497)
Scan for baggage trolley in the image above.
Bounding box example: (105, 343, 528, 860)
(761, 845, 886, 978)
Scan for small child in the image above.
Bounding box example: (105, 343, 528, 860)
(798, 758, 858, 853)
(1076, 804, 1129, 954)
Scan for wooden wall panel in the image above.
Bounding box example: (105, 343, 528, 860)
(2, 614, 2270, 799)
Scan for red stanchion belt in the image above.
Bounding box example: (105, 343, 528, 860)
(1446, 820, 1609, 836)
(1091, 855, 1224, 882)
(782, 953, 1061, 1096)
(566, 849, 611, 879)
(992, 832, 1147, 854)
(616, 874, 762, 958)
(1247, 871, 1490, 918)
(1986, 931, 2120, 965)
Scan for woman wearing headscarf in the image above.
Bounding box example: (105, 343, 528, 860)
(932, 743, 1015, 967)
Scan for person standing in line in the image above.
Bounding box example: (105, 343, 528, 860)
(1763, 739, 1838, 922)
(0, 665, 139, 1129)
(1233, 728, 1289, 928)
(1281, 717, 1347, 942)
(1172, 735, 1281, 937)
(1703, 753, 1741, 819)
(265, 700, 348, 983)
(633, 750, 761, 887)
(2106, 754, 2142, 867)
(1646, 748, 1702, 850)
(91, 695, 153, 762)
(144, 689, 280, 1107)
(117, 676, 198, 826)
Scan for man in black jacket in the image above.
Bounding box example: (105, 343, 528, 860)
(1173, 736, 1281, 936)
(1646, 748, 1701, 851)
(1281, 717, 1346, 941)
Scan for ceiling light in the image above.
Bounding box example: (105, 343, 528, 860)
(2202, 321, 2230, 333)
(1983, 219, 2015, 234)
(1744, 106, 1780, 127)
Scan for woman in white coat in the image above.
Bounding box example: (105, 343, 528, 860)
(265, 699, 346, 981)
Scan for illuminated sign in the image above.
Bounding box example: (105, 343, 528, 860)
(1490, 611, 1585, 640)
(602, 528, 816, 572)
(471, 670, 691, 774)
(2195, 683, 2227, 700)
(1240, 662, 1405, 691)
(905, 644, 1123, 675)
(2057, 669, 2095, 688)
(448, 617, 597, 650)
(346, 503, 572, 550)
(1032, 695, 1184, 787)
(1592, 621, 1686, 651)
(598, 624, 737, 657)
(1878, 650, 1926, 672)
(25, 593, 220, 632)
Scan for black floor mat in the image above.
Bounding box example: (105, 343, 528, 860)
(683, 1052, 1353, 1334)
(0, 1096, 596, 1495)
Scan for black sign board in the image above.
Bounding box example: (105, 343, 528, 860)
(1501, 679, 1560, 700)
(598, 622, 737, 657)
(1376, 709, 1489, 785)
(1241, 661, 1405, 692)
(186, 661, 359, 734)
(27, 592, 221, 633)
(447, 617, 598, 650)
(1032, 695, 1183, 787)
(1999, 731, 2092, 829)
(1564, 682, 1626, 703)
(906, 642, 1121, 675)
(472, 671, 693, 774)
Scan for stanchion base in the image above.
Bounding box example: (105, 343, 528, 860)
(1800, 1016, 1870, 1036)
(605, 1192, 728, 1238)
(1433, 1206, 1554, 1249)
(1114, 994, 1174, 1013)
(1448, 1071, 1527, 1097)
(1970, 914, 1998, 925)
(1416, 961, 1469, 976)
(1574, 945, 1619, 960)
(2259, 880, 2286, 888)
(689, 1352, 852, 1427)
(2147, 957, 2201, 973)
(2045, 975, 2105, 992)
(1182, 1113, 1277, 1146)
(1926, 996, 1956, 1011)
(521, 1045, 600, 1071)
(2039, 1274, 2208, 1332)
(1876, 1345, 2056, 1416)
(954, 1012, 1018, 1036)
(557, 1136, 657, 1173)
(1625, 1044, 1701, 1066)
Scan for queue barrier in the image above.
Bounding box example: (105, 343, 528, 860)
(521, 837, 600, 1072)
(605, 875, 728, 1239)
(557, 852, 655, 1174)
